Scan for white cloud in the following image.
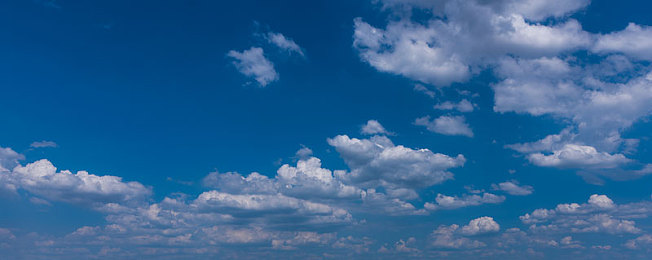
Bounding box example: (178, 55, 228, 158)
(266, 32, 304, 56)
(353, 0, 592, 87)
(527, 144, 631, 169)
(7, 159, 151, 207)
(492, 180, 534, 196)
(328, 135, 465, 190)
(520, 194, 647, 235)
(353, 18, 470, 86)
(498, 58, 652, 156)
(227, 47, 278, 87)
(0, 146, 23, 172)
(594, 23, 652, 61)
(434, 99, 474, 112)
(361, 120, 390, 135)
(431, 224, 484, 249)
(30, 140, 57, 148)
(461, 216, 500, 236)
(193, 191, 352, 225)
(425, 193, 505, 210)
(415, 115, 473, 137)
(294, 146, 313, 159)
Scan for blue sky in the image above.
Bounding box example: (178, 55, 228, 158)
(1, 0, 652, 258)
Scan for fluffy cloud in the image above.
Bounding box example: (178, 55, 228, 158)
(361, 0, 652, 179)
(429, 217, 500, 249)
(527, 144, 631, 169)
(266, 32, 305, 56)
(415, 115, 473, 137)
(353, 18, 470, 86)
(227, 47, 278, 86)
(594, 23, 652, 61)
(354, 0, 592, 87)
(492, 180, 534, 196)
(193, 191, 352, 226)
(520, 194, 647, 235)
(425, 193, 505, 210)
(461, 217, 500, 236)
(328, 135, 465, 190)
(4, 159, 150, 207)
(361, 120, 390, 135)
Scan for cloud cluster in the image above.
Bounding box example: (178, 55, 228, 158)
(520, 194, 649, 235)
(355, 0, 652, 180)
(228, 31, 305, 87)
(328, 134, 465, 193)
(430, 217, 500, 249)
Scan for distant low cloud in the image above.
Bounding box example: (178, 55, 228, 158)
(30, 140, 57, 148)
(425, 193, 505, 210)
(415, 115, 473, 137)
(492, 180, 534, 196)
(434, 99, 474, 113)
(227, 47, 278, 87)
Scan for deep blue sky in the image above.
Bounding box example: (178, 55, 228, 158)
(1, 0, 652, 259)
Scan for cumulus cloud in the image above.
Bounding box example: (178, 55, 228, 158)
(414, 115, 473, 137)
(354, 0, 591, 87)
(527, 144, 631, 169)
(227, 47, 278, 87)
(519, 194, 646, 235)
(328, 135, 465, 191)
(492, 180, 534, 196)
(193, 191, 352, 226)
(461, 216, 500, 236)
(361, 120, 390, 135)
(266, 32, 304, 56)
(594, 23, 652, 61)
(429, 217, 500, 249)
(7, 159, 151, 207)
(361, 0, 652, 179)
(353, 18, 470, 86)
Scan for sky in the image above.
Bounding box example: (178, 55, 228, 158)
(1, 0, 652, 259)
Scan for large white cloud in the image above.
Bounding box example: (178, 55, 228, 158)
(360, 0, 652, 179)
(354, 0, 592, 87)
(328, 135, 465, 190)
(4, 159, 150, 207)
